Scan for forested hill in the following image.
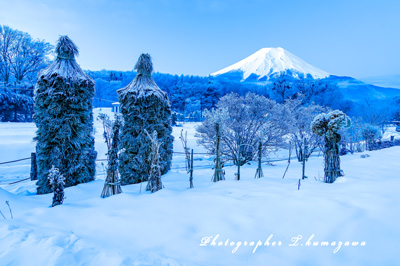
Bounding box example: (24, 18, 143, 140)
(86, 70, 358, 120)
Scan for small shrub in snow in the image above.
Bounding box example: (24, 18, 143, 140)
(361, 124, 382, 151)
(48, 166, 65, 207)
(339, 147, 350, 156)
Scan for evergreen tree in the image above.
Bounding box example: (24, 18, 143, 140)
(34, 36, 97, 194)
(118, 54, 173, 185)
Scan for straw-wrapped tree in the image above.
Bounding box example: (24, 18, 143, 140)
(118, 54, 173, 185)
(311, 110, 351, 183)
(34, 36, 97, 194)
(101, 114, 123, 198)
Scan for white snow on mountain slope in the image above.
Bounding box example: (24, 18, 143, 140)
(212, 47, 330, 80)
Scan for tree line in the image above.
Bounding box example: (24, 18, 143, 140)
(89, 70, 355, 120)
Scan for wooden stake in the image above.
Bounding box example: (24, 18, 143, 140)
(189, 149, 194, 188)
(236, 135, 241, 181)
(302, 139, 308, 180)
(255, 141, 264, 179)
(30, 152, 37, 181)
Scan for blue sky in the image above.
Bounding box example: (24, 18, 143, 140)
(1, 0, 399, 78)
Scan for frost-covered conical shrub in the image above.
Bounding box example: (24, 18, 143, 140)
(34, 36, 97, 194)
(118, 54, 173, 185)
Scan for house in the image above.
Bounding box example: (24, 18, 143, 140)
(112, 102, 120, 113)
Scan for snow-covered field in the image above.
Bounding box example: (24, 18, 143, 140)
(0, 108, 399, 265)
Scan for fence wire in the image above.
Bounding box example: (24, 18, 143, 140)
(0, 150, 322, 185)
(0, 157, 31, 165)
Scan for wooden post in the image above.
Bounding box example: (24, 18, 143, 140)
(30, 152, 37, 181)
(212, 123, 225, 182)
(236, 135, 241, 181)
(189, 149, 194, 188)
(255, 141, 264, 178)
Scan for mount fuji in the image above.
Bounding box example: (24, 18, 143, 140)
(211, 47, 400, 101)
(211, 47, 330, 81)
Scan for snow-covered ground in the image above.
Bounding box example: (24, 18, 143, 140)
(0, 108, 399, 265)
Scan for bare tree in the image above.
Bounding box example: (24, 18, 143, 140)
(0, 25, 52, 85)
(340, 117, 364, 154)
(0, 25, 15, 85)
(282, 98, 326, 161)
(357, 98, 393, 136)
(196, 92, 285, 165)
(11, 31, 52, 83)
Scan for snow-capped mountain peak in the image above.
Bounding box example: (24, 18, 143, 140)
(211, 47, 329, 80)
